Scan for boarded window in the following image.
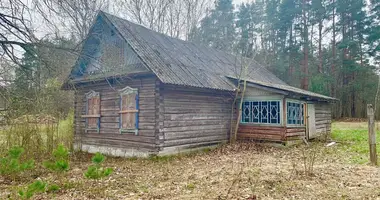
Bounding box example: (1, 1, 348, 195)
(82, 90, 100, 132)
(119, 87, 139, 134)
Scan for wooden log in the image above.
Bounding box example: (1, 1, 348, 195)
(164, 129, 229, 140)
(285, 131, 305, 137)
(238, 128, 285, 135)
(238, 133, 283, 141)
(164, 135, 227, 147)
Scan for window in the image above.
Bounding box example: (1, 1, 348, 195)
(83, 90, 100, 132)
(119, 86, 139, 135)
(287, 102, 304, 125)
(241, 100, 281, 124)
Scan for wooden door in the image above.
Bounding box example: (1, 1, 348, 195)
(307, 104, 317, 139)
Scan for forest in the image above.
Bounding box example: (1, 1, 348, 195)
(1, 0, 380, 121)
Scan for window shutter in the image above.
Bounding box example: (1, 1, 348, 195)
(82, 91, 100, 132)
(89, 96, 100, 128)
(119, 87, 139, 135)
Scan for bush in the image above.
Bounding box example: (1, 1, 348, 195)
(84, 153, 113, 179)
(0, 146, 34, 181)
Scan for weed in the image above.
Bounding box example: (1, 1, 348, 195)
(186, 183, 196, 190)
(46, 184, 60, 193)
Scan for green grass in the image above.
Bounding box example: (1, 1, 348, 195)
(331, 122, 380, 164)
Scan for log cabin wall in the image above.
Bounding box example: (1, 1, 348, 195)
(74, 76, 158, 157)
(159, 85, 234, 154)
(315, 102, 332, 135)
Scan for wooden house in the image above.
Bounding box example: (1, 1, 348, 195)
(63, 11, 336, 157)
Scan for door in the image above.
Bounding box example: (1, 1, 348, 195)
(307, 104, 317, 139)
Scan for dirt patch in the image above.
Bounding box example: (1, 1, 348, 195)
(1, 142, 380, 199)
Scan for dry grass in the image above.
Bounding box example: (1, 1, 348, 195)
(1, 142, 380, 200)
(2, 122, 380, 199)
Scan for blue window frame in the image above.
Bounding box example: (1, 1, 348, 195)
(242, 100, 281, 124)
(287, 102, 304, 125)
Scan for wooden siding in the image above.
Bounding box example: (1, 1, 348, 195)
(238, 125, 286, 141)
(237, 125, 306, 142)
(74, 76, 158, 153)
(161, 85, 234, 151)
(285, 127, 306, 140)
(314, 102, 332, 135)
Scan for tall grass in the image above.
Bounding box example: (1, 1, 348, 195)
(0, 111, 74, 160)
(331, 122, 380, 164)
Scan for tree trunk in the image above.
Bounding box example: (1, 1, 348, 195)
(331, 0, 336, 97)
(301, 0, 309, 90)
(318, 20, 323, 73)
(289, 24, 293, 77)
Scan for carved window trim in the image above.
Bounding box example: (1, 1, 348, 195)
(119, 86, 139, 135)
(81, 90, 101, 133)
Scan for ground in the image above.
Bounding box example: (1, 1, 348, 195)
(1, 122, 380, 199)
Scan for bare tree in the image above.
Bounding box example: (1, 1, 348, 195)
(36, 0, 111, 40)
(122, 0, 212, 39)
(0, 0, 36, 64)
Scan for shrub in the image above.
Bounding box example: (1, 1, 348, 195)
(0, 146, 34, 181)
(84, 153, 113, 179)
(43, 144, 69, 173)
(18, 180, 47, 199)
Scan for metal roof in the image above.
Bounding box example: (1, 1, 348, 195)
(101, 11, 287, 91)
(72, 11, 335, 101)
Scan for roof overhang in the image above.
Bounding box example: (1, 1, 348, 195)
(227, 76, 338, 102)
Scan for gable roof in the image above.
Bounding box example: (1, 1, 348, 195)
(66, 11, 336, 101)
(100, 11, 287, 91)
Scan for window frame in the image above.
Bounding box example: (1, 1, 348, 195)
(286, 100, 306, 127)
(82, 90, 101, 133)
(240, 98, 283, 126)
(118, 86, 139, 135)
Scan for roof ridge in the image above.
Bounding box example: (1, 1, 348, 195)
(100, 10, 255, 64)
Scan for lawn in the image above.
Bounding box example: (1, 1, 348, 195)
(1, 122, 380, 199)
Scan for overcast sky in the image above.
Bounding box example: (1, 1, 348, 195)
(234, 0, 252, 5)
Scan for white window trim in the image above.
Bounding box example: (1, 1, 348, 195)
(286, 99, 306, 127)
(240, 99, 283, 126)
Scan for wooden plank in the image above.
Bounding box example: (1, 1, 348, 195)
(164, 135, 227, 147)
(84, 133, 156, 144)
(119, 110, 139, 113)
(286, 128, 306, 133)
(285, 131, 305, 137)
(164, 119, 228, 128)
(238, 128, 285, 135)
(163, 124, 228, 132)
(238, 133, 283, 141)
(165, 129, 229, 140)
(81, 115, 101, 118)
(239, 124, 285, 130)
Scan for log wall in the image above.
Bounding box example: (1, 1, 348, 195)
(314, 102, 332, 135)
(74, 76, 158, 155)
(160, 85, 234, 153)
